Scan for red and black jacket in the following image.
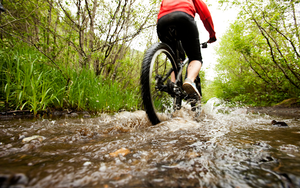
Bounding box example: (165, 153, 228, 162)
(158, 0, 216, 39)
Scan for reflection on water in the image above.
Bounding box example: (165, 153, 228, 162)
(0, 98, 300, 188)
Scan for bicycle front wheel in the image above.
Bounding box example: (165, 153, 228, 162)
(141, 43, 179, 125)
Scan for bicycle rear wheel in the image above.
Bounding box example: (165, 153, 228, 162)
(141, 43, 180, 125)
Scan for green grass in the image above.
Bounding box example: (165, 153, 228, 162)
(0, 43, 141, 114)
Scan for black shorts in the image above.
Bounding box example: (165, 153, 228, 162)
(157, 11, 202, 63)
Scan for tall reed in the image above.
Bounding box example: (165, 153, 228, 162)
(0, 43, 141, 114)
(65, 69, 140, 112)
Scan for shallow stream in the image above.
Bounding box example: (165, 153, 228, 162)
(1, 98, 300, 187)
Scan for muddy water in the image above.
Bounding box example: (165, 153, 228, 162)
(0, 98, 300, 188)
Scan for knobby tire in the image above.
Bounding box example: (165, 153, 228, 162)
(141, 43, 179, 125)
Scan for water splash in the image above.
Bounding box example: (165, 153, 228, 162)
(0, 98, 299, 187)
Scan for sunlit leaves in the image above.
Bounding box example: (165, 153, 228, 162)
(212, 0, 300, 106)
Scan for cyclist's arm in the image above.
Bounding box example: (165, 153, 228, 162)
(193, 0, 216, 42)
(203, 17, 216, 43)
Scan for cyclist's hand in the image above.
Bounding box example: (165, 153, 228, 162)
(207, 37, 217, 43)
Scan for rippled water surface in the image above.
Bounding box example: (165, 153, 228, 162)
(1, 98, 300, 188)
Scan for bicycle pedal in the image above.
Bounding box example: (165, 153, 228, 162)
(187, 98, 197, 104)
(191, 104, 200, 110)
(174, 104, 181, 110)
(187, 93, 199, 99)
(186, 95, 200, 102)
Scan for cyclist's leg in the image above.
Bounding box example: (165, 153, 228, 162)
(157, 11, 203, 99)
(187, 60, 201, 82)
(157, 12, 187, 83)
(175, 13, 203, 83)
(172, 13, 202, 98)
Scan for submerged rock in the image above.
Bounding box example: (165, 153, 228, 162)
(271, 120, 288, 127)
(0, 173, 28, 187)
(66, 113, 79, 117)
(83, 114, 91, 118)
(22, 135, 46, 143)
(109, 148, 131, 157)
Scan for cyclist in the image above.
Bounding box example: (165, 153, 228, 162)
(157, 0, 216, 99)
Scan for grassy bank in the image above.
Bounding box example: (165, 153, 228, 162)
(0, 44, 141, 115)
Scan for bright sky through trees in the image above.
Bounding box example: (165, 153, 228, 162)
(197, 0, 238, 80)
(133, 0, 239, 81)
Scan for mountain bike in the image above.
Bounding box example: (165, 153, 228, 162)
(141, 28, 208, 125)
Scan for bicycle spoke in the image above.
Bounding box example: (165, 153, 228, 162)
(141, 43, 178, 125)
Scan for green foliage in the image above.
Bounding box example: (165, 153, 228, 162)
(0, 42, 141, 113)
(209, 0, 300, 106)
(0, 0, 156, 113)
(0, 44, 58, 114)
(64, 69, 140, 112)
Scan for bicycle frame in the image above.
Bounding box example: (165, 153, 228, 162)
(155, 43, 188, 99)
(160, 41, 207, 100)
(175, 57, 189, 91)
(141, 38, 208, 124)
